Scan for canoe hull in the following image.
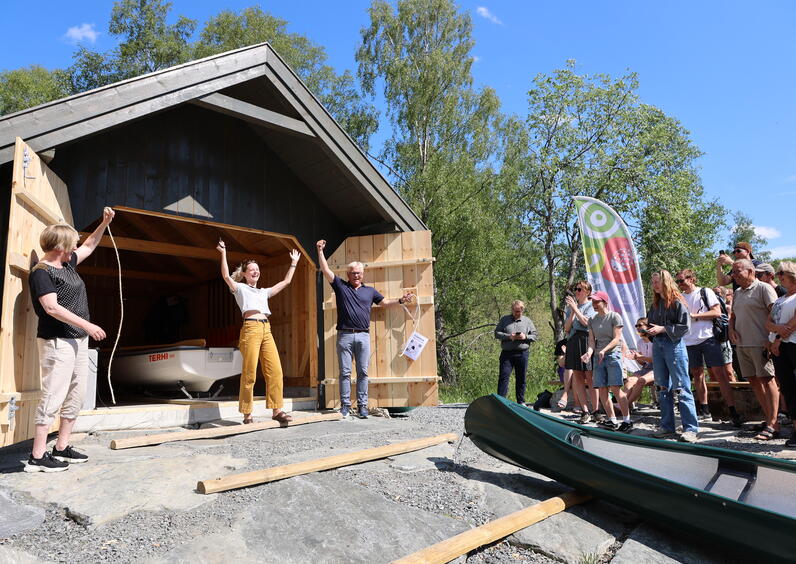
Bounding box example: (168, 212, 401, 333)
(464, 394, 796, 561)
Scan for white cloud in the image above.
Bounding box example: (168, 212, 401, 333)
(64, 23, 99, 44)
(472, 55, 482, 63)
(754, 225, 781, 240)
(476, 7, 503, 25)
(769, 245, 796, 259)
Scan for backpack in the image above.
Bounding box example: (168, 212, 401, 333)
(701, 287, 729, 342)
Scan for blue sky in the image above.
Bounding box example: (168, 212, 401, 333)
(2, 1, 794, 257)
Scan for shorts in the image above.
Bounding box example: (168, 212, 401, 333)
(686, 337, 726, 370)
(736, 346, 775, 379)
(592, 350, 624, 388)
(564, 331, 591, 371)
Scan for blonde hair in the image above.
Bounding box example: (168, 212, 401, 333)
(512, 300, 525, 309)
(651, 270, 686, 309)
(40, 224, 78, 253)
(573, 280, 592, 294)
(231, 259, 258, 283)
(778, 261, 796, 283)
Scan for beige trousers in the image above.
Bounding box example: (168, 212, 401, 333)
(35, 336, 88, 426)
(238, 321, 284, 414)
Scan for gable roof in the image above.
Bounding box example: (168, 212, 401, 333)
(0, 43, 425, 232)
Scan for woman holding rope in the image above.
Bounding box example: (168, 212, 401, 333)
(26, 208, 114, 472)
(217, 241, 299, 424)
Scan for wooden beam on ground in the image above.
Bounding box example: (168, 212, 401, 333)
(197, 432, 458, 494)
(391, 491, 592, 564)
(79, 233, 268, 264)
(193, 93, 315, 138)
(110, 412, 342, 450)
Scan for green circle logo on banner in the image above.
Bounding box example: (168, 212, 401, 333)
(579, 202, 620, 240)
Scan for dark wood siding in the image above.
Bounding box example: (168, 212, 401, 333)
(49, 105, 348, 255)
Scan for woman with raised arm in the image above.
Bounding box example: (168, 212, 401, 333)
(26, 207, 114, 472)
(217, 240, 299, 424)
(647, 270, 699, 443)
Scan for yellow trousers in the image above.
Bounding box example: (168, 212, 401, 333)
(238, 321, 283, 414)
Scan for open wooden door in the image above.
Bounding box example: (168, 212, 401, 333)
(322, 231, 438, 409)
(0, 138, 73, 446)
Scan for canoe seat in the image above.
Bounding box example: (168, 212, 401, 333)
(703, 459, 757, 502)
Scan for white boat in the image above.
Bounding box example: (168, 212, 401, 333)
(109, 340, 242, 392)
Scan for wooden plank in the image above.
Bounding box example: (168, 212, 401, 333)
(322, 377, 440, 385)
(193, 93, 315, 138)
(322, 295, 434, 310)
(79, 233, 269, 264)
(391, 491, 592, 564)
(197, 432, 457, 494)
(14, 189, 64, 225)
(329, 257, 435, 271)
(110, 412, 341, 450)
(8, 252, 30, 274)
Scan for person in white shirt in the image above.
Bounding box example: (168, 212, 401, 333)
(675, 269, 740, 426)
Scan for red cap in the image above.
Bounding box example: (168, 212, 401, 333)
(589, 290, 610, 304)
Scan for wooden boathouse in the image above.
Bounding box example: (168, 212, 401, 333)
(0, 43, 438, 447)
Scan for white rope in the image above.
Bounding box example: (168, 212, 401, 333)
(105, 213, 122, 405)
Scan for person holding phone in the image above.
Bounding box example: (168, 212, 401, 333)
(494, 300, 539, 404)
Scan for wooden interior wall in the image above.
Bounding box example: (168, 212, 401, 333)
(1, 139, 74, 447)
(322, 231, 437, 409)
(83, 251, 316, 390)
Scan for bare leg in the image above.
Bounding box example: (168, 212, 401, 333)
(560, 369, 572, 406)
(726, 362, 737, 382)
(599, 388, 616, 419)
(708, 365, 735, 408)
(586, 371, 598, 412)
(570, 371, 589, 411)
(32, 424, 50, 458)
(761, 377, 780, 430)
(691, 367, 708, 405)
(610, 386, 630, 418)
(55, 418, 77, 451)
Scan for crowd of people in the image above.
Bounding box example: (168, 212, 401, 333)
(495, 242, 796, 446)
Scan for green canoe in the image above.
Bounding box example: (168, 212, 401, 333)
(464, 394, 796, 561)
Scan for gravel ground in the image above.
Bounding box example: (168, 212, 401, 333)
(1, 403, 793, 563)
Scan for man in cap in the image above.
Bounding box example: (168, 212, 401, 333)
(716, 242, 760, 290)
(756, 263, 787, 297)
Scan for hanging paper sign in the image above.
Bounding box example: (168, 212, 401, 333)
(401, 331, 428, 361)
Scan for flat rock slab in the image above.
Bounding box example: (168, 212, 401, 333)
(0, 545, 50, 564)
(462, 463, 634, 563)
(2, 444, 246, 527)
(0, 490, 44, 539)
(152, 473, 469, 564)
(611, 523, 723, 564)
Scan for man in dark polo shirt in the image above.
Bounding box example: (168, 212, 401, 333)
(317, 239, 414, 418)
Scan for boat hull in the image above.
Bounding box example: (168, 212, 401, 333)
(464, 394, 796, 561)
(111, 346, 242, 392)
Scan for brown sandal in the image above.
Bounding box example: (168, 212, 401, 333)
(242, 414, 254, 425)
(272, 411, 293, 423)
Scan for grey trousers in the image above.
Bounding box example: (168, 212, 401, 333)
(337, 331, 370, 409)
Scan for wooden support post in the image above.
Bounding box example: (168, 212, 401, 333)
(391, 491, 592, 564)
(110, 412, 342, 450)
(197, 432, 458, 494)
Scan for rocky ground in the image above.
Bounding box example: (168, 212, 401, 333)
(0, 402, 793, 563)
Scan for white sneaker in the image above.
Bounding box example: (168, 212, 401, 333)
(678, 431, 699, 443)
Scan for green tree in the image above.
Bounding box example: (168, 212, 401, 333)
(727, 210, 770, 262)
(70, 0, 196, 91)
(502, 62, 726, 338)
(358, 0, 531, 383)
(0, 65, 71, 116)
(193, 7, 377, 149)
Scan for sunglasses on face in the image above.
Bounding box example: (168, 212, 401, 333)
(777, 271, 786, 276)
(732, 249, 743, 254)
(635, 324, 646, 329)
(574, 287, 585, 292)
(674, 278, 686, 284)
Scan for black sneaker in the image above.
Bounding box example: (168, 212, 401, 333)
(599, 420, 620, 431)
(25, 452, 69, 473)
(729, 412, 743, 428)
(617, 421, 634, 433)
(785, 435, 796, 448)
(52, 445, 89, 464)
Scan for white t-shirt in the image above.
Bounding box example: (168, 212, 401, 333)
(682, 287, 719, 346)
(770, 293, 796, 344)
(233, 283, 272, 316)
